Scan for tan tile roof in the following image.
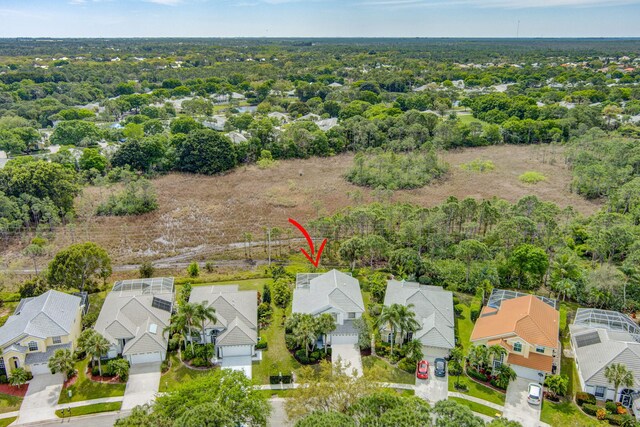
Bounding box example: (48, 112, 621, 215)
(470, 295, 559, 348)
(507, 351, 554, 372)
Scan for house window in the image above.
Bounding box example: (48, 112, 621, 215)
(535, 346, 545, 353)
(28, 341, 38, 351)
(387, 333, 393, 343)
(513, 342, 522, 352)
(595, 386, 606, 399)
(52, 336, 62, 344)
(407, 332, 413, 341)
(347, 312, 356, 319)
(0, 358, 4, 369)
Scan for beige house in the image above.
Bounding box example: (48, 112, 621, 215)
(0, 291, 84, 376)
(470, 291, 559, 381)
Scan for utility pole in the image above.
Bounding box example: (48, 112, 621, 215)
(267, 227, 271, 266)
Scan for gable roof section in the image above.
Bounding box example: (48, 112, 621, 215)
(0, 290, 82, 347)
(216, 318, 257, 347)
(189, 285, 257, 330)
(292, 270, 364, 315)
(570, 324, 640, 386)
(470, 295, 559, 348)
(383, 280, 455, 350)
(95, 284, 174, 355)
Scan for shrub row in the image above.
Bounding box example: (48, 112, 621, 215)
(269, 374, 293, 384)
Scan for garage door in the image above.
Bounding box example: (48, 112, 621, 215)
(30, 363, 50, 375)
(511, 364, 544, 381)
(422, 346, 450, 363)
(129, 352, 162, 365)
(220, 345, 252, 358)
(331, 334, 358, 345)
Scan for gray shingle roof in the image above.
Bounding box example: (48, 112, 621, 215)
(25, 343, 71, 365)
(0, 291, 82, 347)
(570, 324, 640, 387)
(189, 285, 258, 348)
(216, 318, 257, 347)
(94, 282, 174, 355)
(292, 270, 365, 316)
(383, 280, 455, 350)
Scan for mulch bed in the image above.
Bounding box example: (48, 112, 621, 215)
(62, 374, 78, 389)
(85, 367, 124, 384)
(0, 383, 28, 397)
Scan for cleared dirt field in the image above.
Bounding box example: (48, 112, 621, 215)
(1, 144, 602, 267)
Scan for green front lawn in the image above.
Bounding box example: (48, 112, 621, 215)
(454, 294, 477, 353)
(0, 393, 22, 414)
(159, 353, 209, 393)
(541, 401, 606, 427)
(55, 402, 122, 418)
(0, 417, 17, 427)
(58, 358, 126, 404)
(448, 374, 506, 406)
(450, 396, 502, 418)
(253, 306, 300, 385)
(362, 356, 415, 385)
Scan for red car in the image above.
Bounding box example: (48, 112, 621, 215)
(416, 360, 429, 380)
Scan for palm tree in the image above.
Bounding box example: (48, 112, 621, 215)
(48, 348, 76, 379)
(9, 368, 29, 389)
(294, 315, 318, 357)
(604, 363, 634, 403)
(487, 344, 507, 370)
(316, 313, 336, 354)
(404, 339, 423, 362)
(193, 302, 217, 345)
(377, 304, 402, 355)
(164, 314, 187, 353)
(85, 332, 111, 376)
(396, 304, 421, 343)
(449, 347, 464, 388)
(174, 302, 199, 352)
(468, 345, 489, 371)
(494, 364, 517, 389)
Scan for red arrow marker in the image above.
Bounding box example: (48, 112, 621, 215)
(288, 218, 327, 268)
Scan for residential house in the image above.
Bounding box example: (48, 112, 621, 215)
(292, 270, 365, 346)
(470, 290, 560, 381)
(382, 280, 455, 362)
(570, 308, 640, 406)
(0, 291, 84, 376)
(188, 285, 258, 378)
(94, 278, 175, 365)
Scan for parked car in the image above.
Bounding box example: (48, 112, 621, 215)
(434, 358, 446, 377)
(527, 383, 542, 405)
(416, 360, 429, 380)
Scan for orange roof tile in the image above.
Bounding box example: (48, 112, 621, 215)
(470, 295, 559, 348)
(507, 351, 554, 372)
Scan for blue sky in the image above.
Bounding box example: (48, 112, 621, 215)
(0, 0, 639, 38)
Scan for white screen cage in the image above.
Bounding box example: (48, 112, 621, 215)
(574, 308, 640, 343)
(112, 277, 175, 295)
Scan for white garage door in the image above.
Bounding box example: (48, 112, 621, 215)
(220, 345, 252, 358)
(511, 364, 544, 381)
(331, 334, 359, 345)
(129, 352, 162, 365)
(30, 363, 50, 375)
(422, 346, 450, 363)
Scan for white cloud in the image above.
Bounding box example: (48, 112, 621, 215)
(144, 0, 183, 5)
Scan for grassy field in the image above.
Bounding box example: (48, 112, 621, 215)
(0, 417, 17, 427)
(58, 358, 126, 404)
(454, 294, 477, 353)
(55, 402, 122, 418)
(448, 374, 506, 406)
(253, 305, 301, 385)
(540, 401, 606, 426)
(450, 396, 502, 418)
(361, 356, 415, 385)
(1, 144, 601, 274)
(0, 393, 22, 414)
(158, 353, 209, 393)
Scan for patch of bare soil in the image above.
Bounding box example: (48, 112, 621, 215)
(2, 145, 602, 266)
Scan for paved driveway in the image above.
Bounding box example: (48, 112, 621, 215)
(415, 365, 448, 404)
(121, 362, 161, 411)
(221, 355, 252, 379)
(15, 373, 65, 425)
(268, 397, 292, 427)
(503, 377, 543, 427)
(331, 344, 363, 377)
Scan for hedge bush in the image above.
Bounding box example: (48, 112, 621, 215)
(576, 392, 597, 406)
(256, 340, 268, 350)
(606, 414, 634, 426)
(605, 401, 617, 413)
(582, 403, 599, 416)
(467, 367, 489, 382)
(398, 358, 416, 373)
(0, 374, 7, 384)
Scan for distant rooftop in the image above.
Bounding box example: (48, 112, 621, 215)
(112, 277, 174, 295)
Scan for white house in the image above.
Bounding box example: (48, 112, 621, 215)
(292, 270, 365, 346)
(570, 308, 640, 407)
(94, 278, 175, 365)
